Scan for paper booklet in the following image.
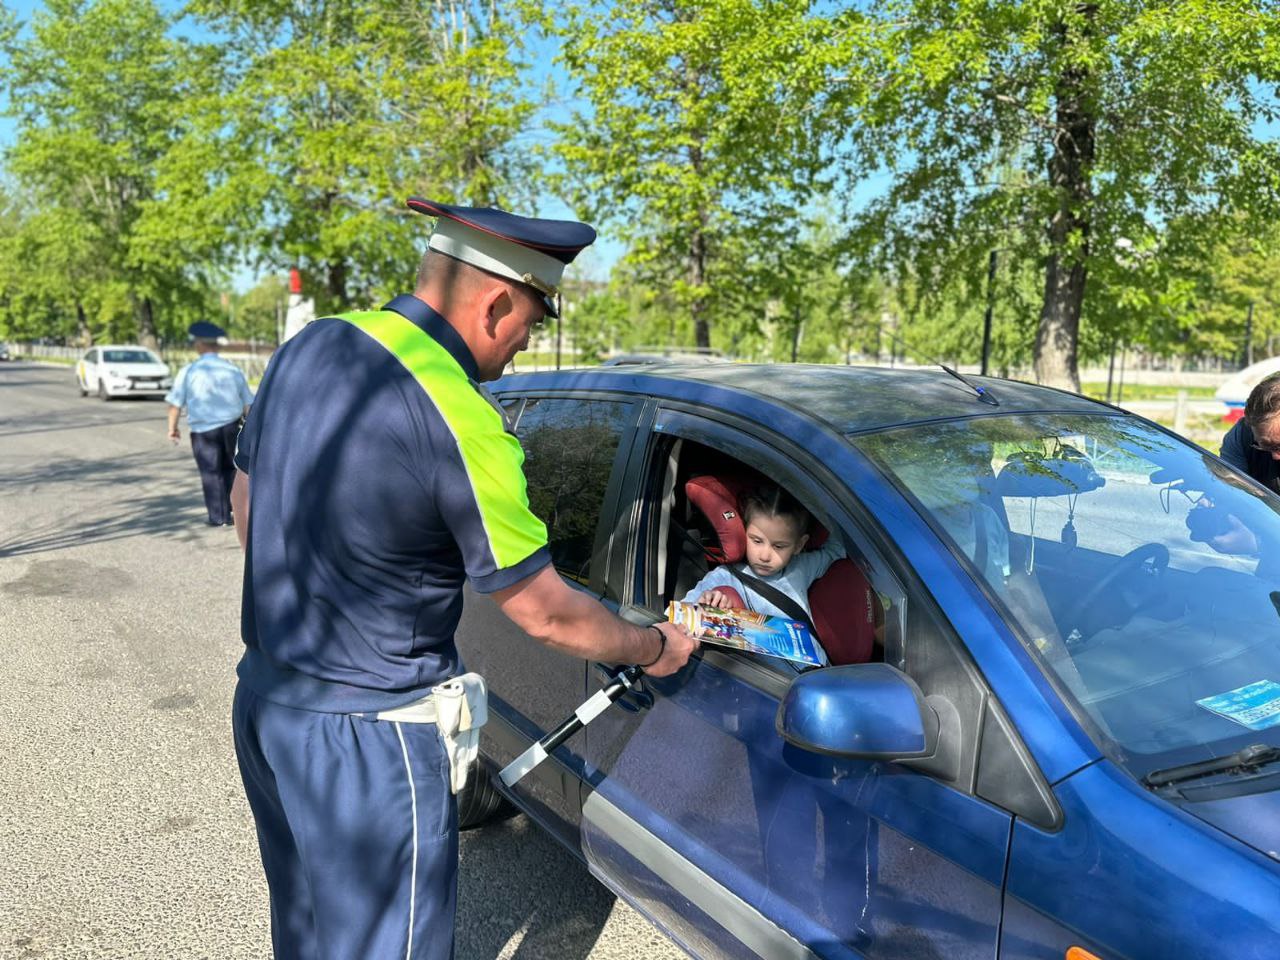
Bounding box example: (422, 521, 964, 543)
(666, 601, 826, 667)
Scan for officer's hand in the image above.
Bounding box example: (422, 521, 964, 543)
(168, 428, 181, 445)
(643, 621, 698, 678)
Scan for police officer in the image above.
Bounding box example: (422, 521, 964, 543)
(228, 198, 698, 959)
(1220, 372, 1280, 494)
(166, 321, 254, 526)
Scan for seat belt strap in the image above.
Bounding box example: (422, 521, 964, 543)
(730, 564, 820, 638)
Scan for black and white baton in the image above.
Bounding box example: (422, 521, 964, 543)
(499, 664, 644, 787)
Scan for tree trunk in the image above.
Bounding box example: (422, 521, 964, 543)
(690, 225, 710, 351)
(688, 130, 711, 352)
(790, 306, 802, 363)
(1036, 253, 1087, 391)
(76, 301, 91, 347)
(327, 259, 349, 310)
(131, 293, 159, 350)
(1034, 10, 1097, 393)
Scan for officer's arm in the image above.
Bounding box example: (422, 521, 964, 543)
(231, 470, 250, 551)
(493, 566, 697, 678)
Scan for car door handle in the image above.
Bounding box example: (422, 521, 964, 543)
(592, 662, 654, 712)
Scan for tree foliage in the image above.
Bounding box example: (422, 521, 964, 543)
(2, 0, 1279, 387)
(0, 0, 216, 346)
(551, 0, 840, 352)
(188, 0, 540, 315)
(827, 0, 1280, 389)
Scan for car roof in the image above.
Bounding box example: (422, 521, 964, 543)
(499, 362, 1115, 435)
(94, 344, 159, 352)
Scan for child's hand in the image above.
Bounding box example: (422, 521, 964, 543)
(699, 589, 736, 609)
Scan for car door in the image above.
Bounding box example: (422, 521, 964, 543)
(80, 349, 97, 389)
(580, 405, 1023, 960)
(454, 390, 640, 847)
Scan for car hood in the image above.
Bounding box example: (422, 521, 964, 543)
(1174, 780, 1280, 862)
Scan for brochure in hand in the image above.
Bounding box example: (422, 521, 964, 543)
(666, 601, 826, 667)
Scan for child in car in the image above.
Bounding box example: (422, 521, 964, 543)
(683, 482, 845, 621)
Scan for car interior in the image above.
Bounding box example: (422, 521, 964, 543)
(947, 442, 1277, 756)
(646, 436, 887, 668)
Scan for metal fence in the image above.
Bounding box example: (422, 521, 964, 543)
(3, 341, 272, 382)
(1, 339, 1236, 391)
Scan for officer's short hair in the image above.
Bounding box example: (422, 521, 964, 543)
(1245, 373, 1280, 429)
(415, 248, 474, 293)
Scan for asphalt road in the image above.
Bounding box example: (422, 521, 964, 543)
(0, 361, 686, 960)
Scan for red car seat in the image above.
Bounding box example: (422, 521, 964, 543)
(683, 473, 878, 665)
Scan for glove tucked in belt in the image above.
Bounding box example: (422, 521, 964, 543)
(358, 672, 488, 795)
(432, 673, 487, 795)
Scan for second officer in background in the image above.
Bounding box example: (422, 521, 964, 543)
(165, 320, 254, 526)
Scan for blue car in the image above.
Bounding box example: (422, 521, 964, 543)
(454, 364, 1280, 960)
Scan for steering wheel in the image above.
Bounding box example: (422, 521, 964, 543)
(1065, 543, 1170, 645)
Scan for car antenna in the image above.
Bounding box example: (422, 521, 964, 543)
(875, 318, 1000, 406)
(940, 364, 999, 406)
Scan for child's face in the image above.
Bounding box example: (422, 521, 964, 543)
(744, 512, 808, 578)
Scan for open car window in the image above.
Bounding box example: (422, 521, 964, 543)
(633, 426, 904, 676)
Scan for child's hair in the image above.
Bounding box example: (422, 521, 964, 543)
(741, 483, 811, 538)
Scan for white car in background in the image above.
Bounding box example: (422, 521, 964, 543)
(76, 345, 173, 400)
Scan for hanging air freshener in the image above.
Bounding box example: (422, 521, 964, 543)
(1061, 494, 1078, 549)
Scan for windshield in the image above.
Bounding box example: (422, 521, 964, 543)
(102, 349, 159, 364)
(855, 414, 1280, 775)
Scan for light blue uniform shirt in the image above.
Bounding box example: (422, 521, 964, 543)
(166, 352, 254, 433)
(683, 539, 846, 620)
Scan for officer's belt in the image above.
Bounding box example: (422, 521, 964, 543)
(365, 695, 437, 724)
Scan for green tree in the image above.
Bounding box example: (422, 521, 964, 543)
(828, 0, 1280, 390)
(187, 0, 540, 315)
(233, 274, 290, 345)
(0, 0, 217, 348)
(552, 0, 839, 353)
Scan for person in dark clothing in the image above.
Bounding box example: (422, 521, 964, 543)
(228, 198, 697, 960)
(1219, 372, 1280, 494)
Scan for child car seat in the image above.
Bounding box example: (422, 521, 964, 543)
(683, 473, 878, 665)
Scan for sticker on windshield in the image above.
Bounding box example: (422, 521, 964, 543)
(1196, 681, 1280, 731)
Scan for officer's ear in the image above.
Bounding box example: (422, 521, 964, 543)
(479, 283, 515, 335)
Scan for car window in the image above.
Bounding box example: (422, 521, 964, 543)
(516, 397, 631, 586)
(83, 350, 96, 363)
(633, 425, 906, 675)
(102, 349, 158, 364)
(855, 413, 1280, 776)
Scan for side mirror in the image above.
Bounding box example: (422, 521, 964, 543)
(776, 663, 938, 760)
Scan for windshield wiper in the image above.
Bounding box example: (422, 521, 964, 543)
(940, 365, 999, 406)
(1143, 743, 1280, 789)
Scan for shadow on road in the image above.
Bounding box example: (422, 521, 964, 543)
(0, 414, 161, 442)
(0, 451, 206, 558)
(456, 815, 615, 960)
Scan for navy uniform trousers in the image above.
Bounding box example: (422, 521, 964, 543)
(191, 419, 241, 525)
(232, 683, 459, 960)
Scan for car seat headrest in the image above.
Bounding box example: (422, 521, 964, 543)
(685, 474, 753, 564)
(685, 473, 828, 566)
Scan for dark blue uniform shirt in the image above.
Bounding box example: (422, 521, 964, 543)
(234, 295, 550, 713)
